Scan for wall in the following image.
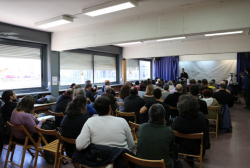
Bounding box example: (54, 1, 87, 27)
(179, 53, 237, 62)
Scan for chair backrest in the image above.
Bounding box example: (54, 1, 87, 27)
(34, 126, 60, 145)
(116, 111, 137, 123)
(60, 134, 76, 145)
(170, 106, 178, 110)
(87, 98, 91, 103)
(173, 131, 203, 140)
(129, 121, 140, 142)
(122, 153, 166, 168)
(207, 106, 219, 112)
(117, 102, 124, 106)
(129, 121, 140, 130)
(48, 110, 65, 117)
(6, 121, 37, 146)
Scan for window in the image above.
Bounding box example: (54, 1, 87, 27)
(126, 59, 139, 81)
(94, 55, 116, 83)
(60, 52, 93, 85)
(140, 60, 151, 80)
(0, 43, 42, 90)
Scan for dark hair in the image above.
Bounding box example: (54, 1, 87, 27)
(151, 80, 156, 85)
(153, 88, 162, 99)
(65, 96, 87, 117)
(139, 84, 146, 91)
(211, 79, 215, 83)
(106, 87, 112, 93)
(163, 84, 169, 90)
(66, 89, 73, 95)
(201, 79, 208, 85)
(197, 80, 201, 84)
(70, 83, 76, 88)
(135, 81, 139, 85)
(130, 87, 138, 95)
(245, 67, 250, 73)
(143, 80, 148, 86)
(177, 94, 199, 119)
(85, 80, 91, 85)
(172, 79, 176, 84)
(223, 80, 228, 85)
(182, 68, 184, 70)
(75, 85, 82, 89)
(91, 85, 98, 93)
(1, 90, 14, 103)
(190, 84, 200, 96)
(16, 95, 35, 114)
(148, 104, 165, 124)
(94, 97, 110, 116)
(220, 84, 227, 89)
(202, 89, 213, 98)
(157, 81, 162, 87)
(199, 85, 206, 95)
(85, 83, 92, 89)
(120, 85, 130, 99)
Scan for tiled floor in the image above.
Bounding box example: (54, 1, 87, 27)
(1, 102, 250, 168)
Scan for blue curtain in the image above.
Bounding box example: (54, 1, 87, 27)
(237, 53, 250, 86)
(154, 56, 179, 81)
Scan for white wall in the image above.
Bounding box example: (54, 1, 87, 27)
(179, 53, 237, 62)
(52, 0, 250, 51)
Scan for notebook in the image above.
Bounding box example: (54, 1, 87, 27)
(37, 115, 55, 121)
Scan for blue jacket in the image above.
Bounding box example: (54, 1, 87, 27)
(86, 104, 97, 116)
(219, 104, 232, 133)
(242, 74, 250, 90)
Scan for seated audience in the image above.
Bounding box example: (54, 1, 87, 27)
(123, 87, 145, 123)
(164, 84, 183, 117)
(197, 80, 202, 86)
(85, 83, 95, 103)
(60, 96, 90, 158)
(1, 90, 18, 122)
(125, 81, 132, 87)
(139, 83, 146, 91)
(70, 83, 76, 89)
(74, 88, 97, 116)
(213, 82, 234, 107)
(172, 94, 208, 165)
(162, 84, 171, 100)
(101, 80, 116, 96)
(138, 83, 146, 98)
(201, 79, 213, 92)
(143, 80, 148, 87)
(190, 85, 208, 115)
(157, 81, 164, 91)
(136, 104, 174, 168)
(85, 80, 91, 85)
(75, 84, 82, 89)
(168, 81, 174, 91)
(143, 84, 156, 104)
(140, 88, 170, 125)
(170, 82, 179, 94)
(223, 80, 231, 92)
(208, 81, 216, 92)
(211, 79, 217, 88)
(101, 87, 117, 113)
(91, 84, 98, 96)
(135, 81, 140, 91)
(117, 85, 130, 112)
(54, 89, 73, 127)
(76, 97, 135, 150)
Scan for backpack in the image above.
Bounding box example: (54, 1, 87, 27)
(44, 95, 57, 103)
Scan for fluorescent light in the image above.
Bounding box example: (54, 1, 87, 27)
(35, 15, 73, 29)
(83, 0, 138, 17)
(156, 37, 186, 42)
(205, 31, 243, 36)
(115, 42, 142, 46)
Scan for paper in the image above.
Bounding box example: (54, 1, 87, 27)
(52, 76, 58, 85)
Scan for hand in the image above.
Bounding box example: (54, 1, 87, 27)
(41, 119, 46, 123)
(35, 114, 39, 118)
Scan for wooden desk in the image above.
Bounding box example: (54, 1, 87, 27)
(34, 102, 56, 114)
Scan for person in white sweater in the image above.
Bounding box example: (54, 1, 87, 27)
(76, 96, 135, 151)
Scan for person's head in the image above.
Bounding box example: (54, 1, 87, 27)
(65, 96, 87, 117)
(151, 80, 156, 85)
(168, 81, 173, 85)
(16, 95, 35, 114)
(148, 104, 166, 125)
(70, 83, 76, 89)
(66, 88, 73, 98)
(85, 80, 91, 85)
(209, 81, 214, 86)
(74, 88, 85, 99)
(197, 80, 201, 84)
(145, 84, 154, 95)
(190, 84, 200, 96)
(85, 83, 92, 90)
(172, 79, 176, 84)
(182, 68, 185, 73)
(199, 85, 206, 95)
(190, 79, 196, 84)
(105, 80, 110, 86)
(157, 81, 162, 87)
(219, 81, 227, 90)
(163, 83, 169, 91)
(223, 80, 228, 85)
(1, 90, 17, 103)
(94, 97, 110, 116)
(120, 85, 130, 99)
(164, 80, 168, 84)
(143, 80, 148, 86)
(153, 88, 162, 99)
(135, 81, 139, 85)
(105, 86, 112, 94)
(130, 87, 138, 95)
(211, 79, 215, 84)
(202, 89, 213, 98)
(177, 94, 200, 119)
(75, 85, 82, 89)
(176, 84, 183, 93)
(139, 83, 146, 91)
(245, 67, 250, 74)
(201, 79, 208, 86)
(125, 81, 131, 87)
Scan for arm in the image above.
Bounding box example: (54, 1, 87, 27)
(89, 92, 95, 102)
(186, 73, 189, 79)
(86, 104, 97, 115)
(111, 89, 116, 96)
(140, 106, 148, 114)
(76, 122, 91, 150)
(23, 114, 43, 134)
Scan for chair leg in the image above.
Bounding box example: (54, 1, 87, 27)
(34, 138, 41, 168)
(4, 143, 12, 168)
(20, 138, 29, 168)
(216, 120, 218, 140)
(73, 163, 78, 168)
(200, 158, 203, 168)
(10, 144, 16, 161)
(57, 149, 63, 168)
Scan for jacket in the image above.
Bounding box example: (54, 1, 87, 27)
(72, 144, 135, 168)
(220, 104, 232, 133)
(242, 74, 250, 90)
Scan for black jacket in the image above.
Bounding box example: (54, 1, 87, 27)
(213, 90, 234, 107)
(124, 95, 145, 123)
(180, 72, 189, 79)
(164, 92, 182, 117)
(72, 144, 135, 168)
(0, 102, 17, 122)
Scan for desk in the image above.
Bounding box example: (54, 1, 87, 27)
(34, 102, 55, 114)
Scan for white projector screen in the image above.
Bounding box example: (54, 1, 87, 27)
(179, 60, 237, 83)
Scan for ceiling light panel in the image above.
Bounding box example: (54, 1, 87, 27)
(115, 41, 142, 46)
(35, 15, 73, 29)
(83, 0, 138, 17)
(205, 31, 243, 36)
(156, 37, 186, 42)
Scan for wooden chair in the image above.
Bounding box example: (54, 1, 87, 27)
(4, 122, 45, 168)
(87, 98, 92, 103)
(207, 106, 219, 139)
(129, 121, 140, 143)
(116, 111, 137, 124)
(173, 131, 203, 168)
(170, 106, 178, 110)
(122, 153, 166, 168)
(47, 110, 65, 118)
(116, 101, 124, 111)
(34, 126, 62, 168)
(57, 134, 78, 168)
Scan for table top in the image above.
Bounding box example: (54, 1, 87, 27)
(34, 102, 56, 107)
